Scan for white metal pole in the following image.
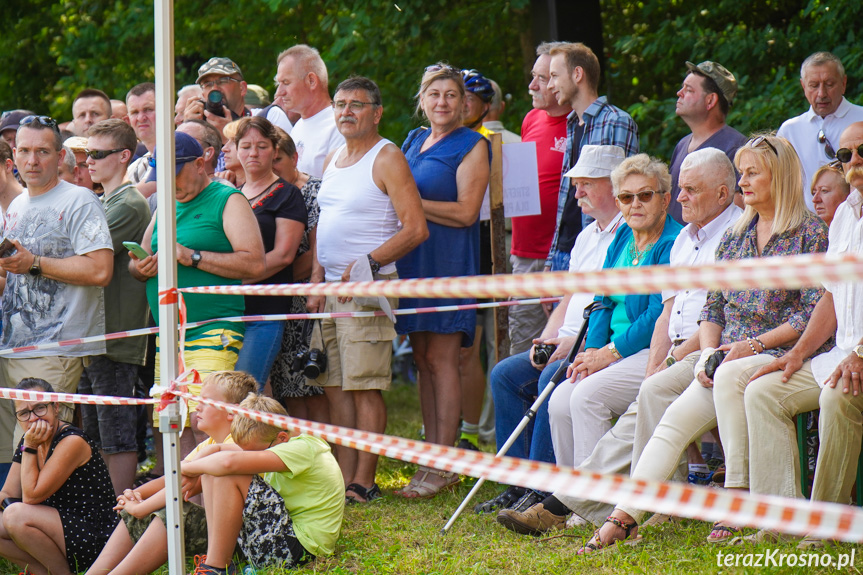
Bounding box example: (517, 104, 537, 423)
(154, 0, 185, 572)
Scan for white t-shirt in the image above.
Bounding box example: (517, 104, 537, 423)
(292, 107, 345, 178)
(662, 204, 742, 341)
(2, 180, 113, 355)
(812, 189, 863, 386)
(777, 97, 863, 212)
(558, 212, 625, 338)
(253, 105, 294, 134)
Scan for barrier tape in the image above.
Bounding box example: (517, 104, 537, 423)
(3, 384, 861, 542)
(0, 298, 558, 357)
(179, 252, 863, 299)
(174, 390, 863, 543)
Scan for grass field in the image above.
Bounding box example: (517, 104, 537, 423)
(1, 382, 859, 574)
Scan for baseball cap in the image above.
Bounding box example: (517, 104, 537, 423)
(145, 131, 203, 182)
(245, 84, 271, 107)
(685, 61, 738, 105)
(0, 110, 35, 135)
(63, 136, 89, 153)
(196, 57, 244, 83)
(564, 145, 626, 179)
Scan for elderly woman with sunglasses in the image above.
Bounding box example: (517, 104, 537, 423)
(546, 154, 682, 471)
(0, 378, 118, 575)
(580, 135, 828, 553)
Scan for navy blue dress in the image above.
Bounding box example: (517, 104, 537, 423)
(396, 126, 487, 347)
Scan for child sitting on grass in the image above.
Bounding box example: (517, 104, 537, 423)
(181, 394, 345, 575)
(84, 371, 258, 575)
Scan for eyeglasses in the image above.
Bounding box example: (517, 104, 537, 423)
(85, 148, 125, 160)
(147, 156, 200, 168)
(836, 144, 863, 164)
(19, 115, 59, 132)
(747, 135, 778, 155)
(332, 100, 378, 113)
(198, 77, 240, 90)
(827, 158, 845, 173)
(616, 190, 665, 204)
(817, 129, 836, 159)
(15, 403, 50, 422)
(425, 63, 459, 74)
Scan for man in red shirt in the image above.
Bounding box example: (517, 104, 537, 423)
(509, 42, 571, 354)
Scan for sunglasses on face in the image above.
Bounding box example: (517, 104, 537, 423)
(836, 144, 863, 164)
(19, 115, 59, 133)
(85, 148, 125, 160)
(15, 403, 50, 422)
(817, 129, 836, 159)
(746, 135, 778, 155)
(617, 190, 665, 204)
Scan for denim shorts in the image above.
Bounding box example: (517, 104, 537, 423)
(78, 355, 140, 454)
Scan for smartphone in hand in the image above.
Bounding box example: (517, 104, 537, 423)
(123, 241, 149, 260)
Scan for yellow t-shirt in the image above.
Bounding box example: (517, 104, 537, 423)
(263, 435, 344, 556)
(184, 434, 234, 461)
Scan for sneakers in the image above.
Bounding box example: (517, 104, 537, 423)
(497, 501, 567, 535)
(189, 555, 237, 575)
(457, 437, 479, 451)
(474, 485, 527, 514)
(508, 488, 547, 513)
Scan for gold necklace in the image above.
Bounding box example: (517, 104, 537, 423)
(629, 240, 654, 266)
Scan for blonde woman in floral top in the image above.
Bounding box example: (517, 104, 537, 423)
(579, 135, 828, 553)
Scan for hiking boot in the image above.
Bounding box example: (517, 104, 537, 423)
(508, 489, 547, 513)
(474, 485, 526, 514)
(497, 502, 566, 535)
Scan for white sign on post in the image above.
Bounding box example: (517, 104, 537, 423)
(480, 141, 541, 221)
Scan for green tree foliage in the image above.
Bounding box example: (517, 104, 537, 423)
(601, 0, 863, 159)
(1, 0, 532, 144)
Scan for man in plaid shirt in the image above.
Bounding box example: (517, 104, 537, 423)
(544, 42, 639, 272)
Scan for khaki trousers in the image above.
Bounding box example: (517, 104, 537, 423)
(812, 381, 863, 504)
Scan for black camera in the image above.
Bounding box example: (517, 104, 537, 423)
(704, 349, 726, 379)
(205, 90, 225, 116)
(533, 343, 557, 365)
(292, 347, 328, 379)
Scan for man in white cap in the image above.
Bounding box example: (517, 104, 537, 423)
(476, 144, 626, 514)
(498, 147, 743, 540)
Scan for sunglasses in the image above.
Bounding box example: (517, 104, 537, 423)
(817, 129, 836, 159)
(425, 63, 459, 74)
(147, 156, 200, 168)
(747, 135, 778, 155)
(85, 148, 125, 160)
(827, 158, 845, 173)
(617, 190, 665, 204)
(19, 115, 59, 132)
(836, 144, 863, 164)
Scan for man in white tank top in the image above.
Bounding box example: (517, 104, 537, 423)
(308, 77, 428, 502)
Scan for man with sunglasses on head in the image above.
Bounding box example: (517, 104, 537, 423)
(273, 45, 344, 177)
(777, 52, 863, 214)
(0, 115, 113, 473)
(668, 61, 746, 224)
(77, 119, 151, 493)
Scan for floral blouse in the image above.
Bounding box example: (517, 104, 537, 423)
(699, 211, 831, 357)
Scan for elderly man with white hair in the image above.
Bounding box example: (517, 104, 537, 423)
(498, 147, 742, 536)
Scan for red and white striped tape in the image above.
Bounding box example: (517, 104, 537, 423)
(179, 253, 863, 299)
(180, 391, 863, 543)
(0, 387, 156, 406)
(0, 298, 558, 357)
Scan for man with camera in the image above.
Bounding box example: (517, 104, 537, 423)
(184, 57, 252, 147)
(306, 76, 427, 503)
(498, 147, 742, 537)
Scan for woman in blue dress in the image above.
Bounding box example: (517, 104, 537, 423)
(395, 63, 490, 499)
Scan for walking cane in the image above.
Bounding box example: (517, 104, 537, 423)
(441, 301, 602, 534)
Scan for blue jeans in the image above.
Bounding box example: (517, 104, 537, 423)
(548, 249, 571, 273)
(491, 351, 563, 464)
(235, 321, 286, 391)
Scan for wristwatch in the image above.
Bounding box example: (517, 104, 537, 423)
(367, 254, 381, 275)
(854, 345, 863, 359)
(28, 254, 41, 276)
(191, 250, 202, 268)
(607, 341, 622, 360)
(665, 354, 677, 367)
(20, 446, 37, 455)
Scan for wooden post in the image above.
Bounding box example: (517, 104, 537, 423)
(488, 133, 509, 363)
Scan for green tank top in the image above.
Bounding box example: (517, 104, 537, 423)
(146, 181, 245, 339)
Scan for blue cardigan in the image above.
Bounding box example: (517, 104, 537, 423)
(584, 214, 683, 357)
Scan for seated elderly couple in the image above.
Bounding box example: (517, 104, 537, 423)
(482, 133, 853, 552)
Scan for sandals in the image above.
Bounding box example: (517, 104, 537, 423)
(576, 516, 642, 555)
(345, 482, 383, 504)
(395, 466, 460, 499)
(707, 522, 741, 544)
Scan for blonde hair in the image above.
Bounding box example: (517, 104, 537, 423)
(222, 119, 243, 141)
(811, 163, 850, 195)
(230, 393, 289, 445)
(202, 371, 258, 405)
(732, 134, 808, 236)
(415, 62, 465, 120)
(610, 153, 672, 197)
